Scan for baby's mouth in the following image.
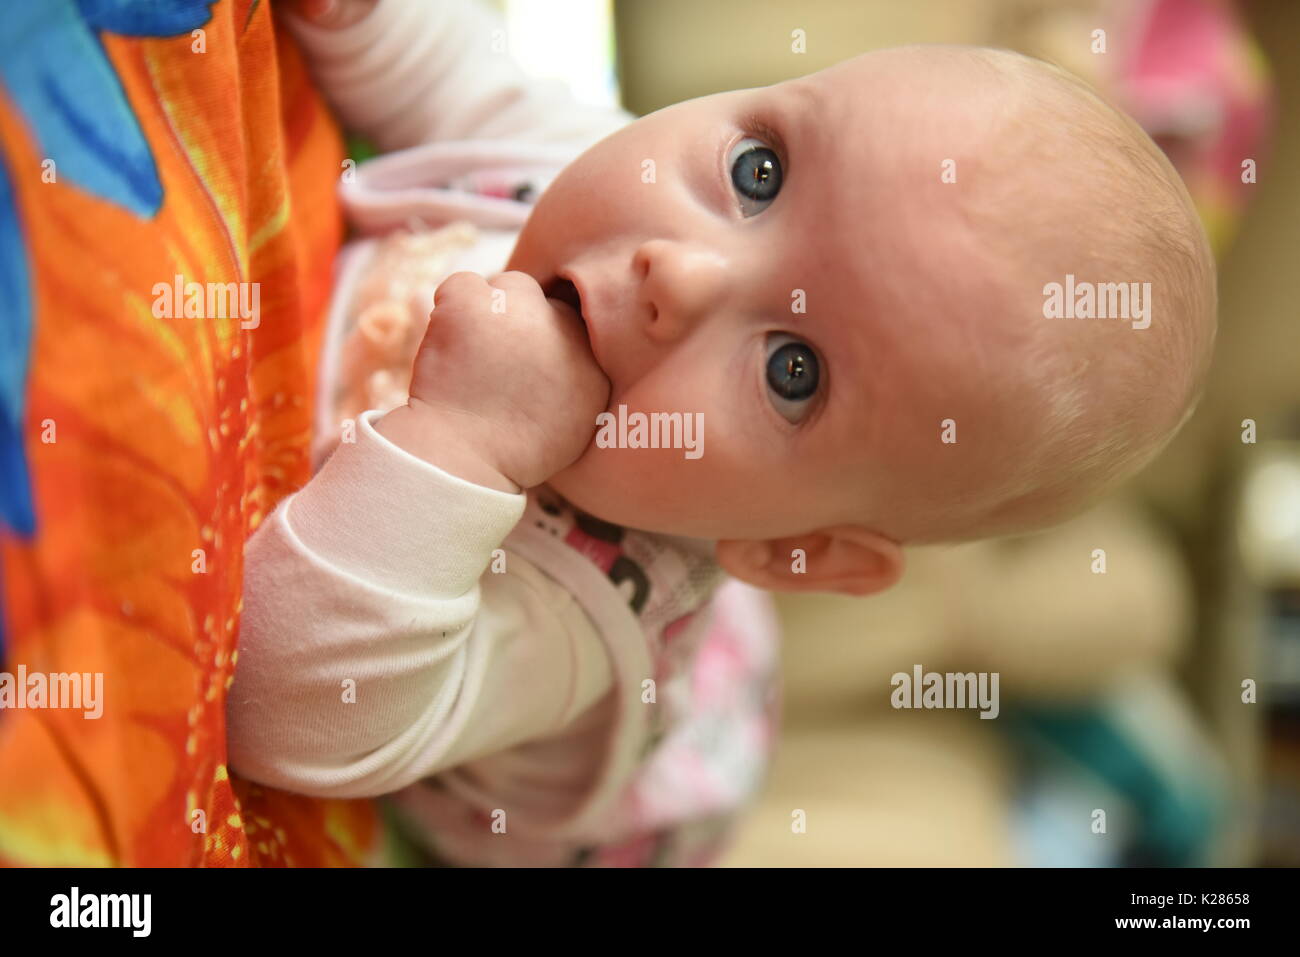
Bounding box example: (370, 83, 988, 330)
(545, 274, 609, 386)
(544, 276, 585, 324)
(544, 275, 599, 362)
(543, 274, 612, 429)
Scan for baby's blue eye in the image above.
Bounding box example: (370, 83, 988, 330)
(765, 334, 820, 423)
(729, 138, 782, 216)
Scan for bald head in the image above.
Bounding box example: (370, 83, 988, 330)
(960, 48, 1216, 538)
(809, 47, 1217, 541)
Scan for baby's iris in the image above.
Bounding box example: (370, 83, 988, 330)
(729, 139, 782, 216)
(765, 335, 820, 423)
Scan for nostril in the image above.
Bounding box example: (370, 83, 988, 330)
(633, 248, 651, 280)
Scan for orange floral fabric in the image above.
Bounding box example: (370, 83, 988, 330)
(0, 0, 378, 866)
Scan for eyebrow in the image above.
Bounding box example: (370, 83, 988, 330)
(769, 80, 822, 156)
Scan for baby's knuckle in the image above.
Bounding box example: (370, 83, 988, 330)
(433, 271, 481, 301)
(495, 270, 532, 283)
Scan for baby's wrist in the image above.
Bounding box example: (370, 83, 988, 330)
(375, 402, 520, 495)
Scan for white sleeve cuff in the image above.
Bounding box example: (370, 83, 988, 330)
(285, 409, 525, 598)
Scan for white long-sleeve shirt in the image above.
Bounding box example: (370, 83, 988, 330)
(229, 404, 777, 860)
(279, 0, 632, 153)
(228, 409, 618, 796)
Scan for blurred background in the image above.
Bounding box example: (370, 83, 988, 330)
(505, 0, 1300, 866)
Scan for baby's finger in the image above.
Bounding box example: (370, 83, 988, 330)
(433, 271, 488, 308)
(487, 270, 546, 309)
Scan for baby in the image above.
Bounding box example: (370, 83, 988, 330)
(229, 29, 1215, 866)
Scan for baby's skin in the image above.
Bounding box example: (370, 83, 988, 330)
(378, 45, 1215, 598)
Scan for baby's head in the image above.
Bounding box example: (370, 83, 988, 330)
(507, 45, 1215, 595)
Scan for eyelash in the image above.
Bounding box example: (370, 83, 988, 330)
(722, 115, 787, 220)
(739, 114, 785, 160)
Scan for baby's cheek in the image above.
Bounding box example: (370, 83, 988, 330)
(554, 366, 757, 532)
(549, 442, 711, 533)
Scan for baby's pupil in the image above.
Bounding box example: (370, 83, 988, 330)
(732, 147, 781, 201)
(767, 342, 819, 401)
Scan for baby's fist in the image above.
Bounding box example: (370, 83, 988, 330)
(384, 271, 609, 491)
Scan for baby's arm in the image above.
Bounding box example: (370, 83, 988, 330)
(280, 0, 630, 153)
(228, 271, 612, 797)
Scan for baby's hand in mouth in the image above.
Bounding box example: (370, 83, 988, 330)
(377, 270, 610, 493)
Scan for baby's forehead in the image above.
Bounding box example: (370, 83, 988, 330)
(793, 47, 1083, 164)
(785, 53, 1020, 193)
(791, 49, 1130, 247)
(802, 47, 1009, 114)
(758, 49, 1149, 334)
(769, 58, 1014, 289)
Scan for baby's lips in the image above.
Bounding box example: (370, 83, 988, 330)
(542, 277, 592, 335)
(543, 276, 584, 317)
(550, 300, 609, 401)
(541, 273, 610, 385)
(544, 290, 584, 333)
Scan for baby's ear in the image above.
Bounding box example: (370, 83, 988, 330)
(715, 526, 904, 597)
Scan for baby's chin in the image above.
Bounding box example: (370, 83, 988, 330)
(545, 457, 721, 540)
(546, 461, 663, 533)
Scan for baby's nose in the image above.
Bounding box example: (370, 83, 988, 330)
(633, 239, 729, 343)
